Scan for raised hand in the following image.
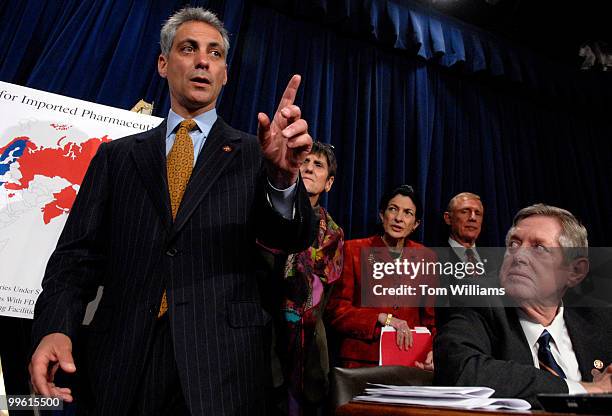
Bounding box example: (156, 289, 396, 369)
(257, 74, 312, 189)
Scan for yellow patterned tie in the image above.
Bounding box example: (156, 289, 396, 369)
(159, 119, 196, 318)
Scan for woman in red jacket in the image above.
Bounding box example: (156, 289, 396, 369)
(326, 184, 435, 369)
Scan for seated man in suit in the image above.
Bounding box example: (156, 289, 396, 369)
(434, 204, 612, 406)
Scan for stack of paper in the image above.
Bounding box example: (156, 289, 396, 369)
(354, 385, 531, 411)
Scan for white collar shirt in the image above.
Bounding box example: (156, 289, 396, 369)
(448, 237, 481, 263)
(518, 306, 586, 394)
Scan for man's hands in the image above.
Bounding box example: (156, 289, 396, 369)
(29, 332, 76, 402)
(581, 364, 612, 393)
(258, 74, 312, 189)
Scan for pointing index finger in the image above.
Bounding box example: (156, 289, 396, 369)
(276, 75, 301, 114)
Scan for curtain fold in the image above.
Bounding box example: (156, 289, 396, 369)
(260, 0, 612, 105)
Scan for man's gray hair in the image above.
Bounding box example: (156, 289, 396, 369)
(506, 203, 588, 258)
(446, 192, 482, 212)
(160, 7, 230, 57)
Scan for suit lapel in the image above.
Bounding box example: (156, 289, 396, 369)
(564, 308, 599, 380)
(448, 247, 461, 263)
(131, 121, 172, 228)
(505, 308, 537, 365)
(168, 117, 242, 241)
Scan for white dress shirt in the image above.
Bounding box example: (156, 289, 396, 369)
(518, 306, 586, 394)
(448, 237, 482, 263)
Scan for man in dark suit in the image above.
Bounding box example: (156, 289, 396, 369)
(29, 6, 315, 415)
(443, 192, 484, 262)
(435, 204, 612, 406)
(437, 192, 490, 311)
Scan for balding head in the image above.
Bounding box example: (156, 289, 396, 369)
(444, 192, 483, 248)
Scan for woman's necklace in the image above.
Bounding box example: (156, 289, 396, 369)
(383, 235, 404, 257)
(368, 236, 404, 264)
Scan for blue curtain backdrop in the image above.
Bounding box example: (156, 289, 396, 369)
(220, 0, 612, 245)
(2, 0, 610, 246)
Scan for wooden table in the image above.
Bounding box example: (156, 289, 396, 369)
(336, 401, 581, 416)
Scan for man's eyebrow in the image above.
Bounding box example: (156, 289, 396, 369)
(207, 41, 225, 52)
(177, 38, 198, 46)
(533, 237, 552, 246)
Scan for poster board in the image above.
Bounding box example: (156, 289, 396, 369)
(0, 81, 163, 319)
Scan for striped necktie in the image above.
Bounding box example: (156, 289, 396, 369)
(465, 248, 477, 264)
(465, 248, 477, 276)
(158, 119, 197, 318)
(537, 329, 567, 378)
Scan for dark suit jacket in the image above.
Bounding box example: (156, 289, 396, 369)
(434, 303, 612, 406)
(32, 117, 315, 415)
(435, 246, 501, 325)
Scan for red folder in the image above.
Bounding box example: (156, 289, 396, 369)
(379, 326, 432, 367)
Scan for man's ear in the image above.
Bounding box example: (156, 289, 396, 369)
(567, 257, 589, 288)
(324, 175, 335, 193)
(443, 212, 451, 226)
(158, 54, 168, 78)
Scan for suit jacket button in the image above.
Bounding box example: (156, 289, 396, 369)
(166, 248, 178, 257)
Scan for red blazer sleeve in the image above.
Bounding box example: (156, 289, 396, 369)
(413, 245, 437, 337)
(326, 238, 381, 341)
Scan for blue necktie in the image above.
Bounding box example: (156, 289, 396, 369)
(537, 330, 566, 379)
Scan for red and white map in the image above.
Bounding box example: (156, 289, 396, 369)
(1, 128, 110, 225)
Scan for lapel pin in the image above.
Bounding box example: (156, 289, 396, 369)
(222, 145, 232, 153)
(594, 359, 604, 370)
